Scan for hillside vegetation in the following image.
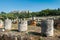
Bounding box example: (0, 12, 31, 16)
(0, 8, 60, 20)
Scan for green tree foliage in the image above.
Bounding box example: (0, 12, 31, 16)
(0, 8, 60, 20)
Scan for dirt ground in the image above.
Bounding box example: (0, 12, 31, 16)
(0, 24, 60, 40)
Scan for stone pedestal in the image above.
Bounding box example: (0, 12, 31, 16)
(18, 20, 27, 32)
(4, 19, 12, 30)
(41, 19, 54, 36)
(0, 20, 3, 28)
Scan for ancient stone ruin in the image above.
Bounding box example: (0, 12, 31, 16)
(4, 18, 12, 30)
(0, 20, 3, 28)
(18, 20, 27, 32)
(41, 18, 54, 36)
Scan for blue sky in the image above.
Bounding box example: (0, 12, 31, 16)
(0, 0, 60, 12)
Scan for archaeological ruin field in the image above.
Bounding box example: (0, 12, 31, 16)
(0, 17, 60, 40)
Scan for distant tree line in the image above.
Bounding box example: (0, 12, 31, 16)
(0, 8, 60, 20)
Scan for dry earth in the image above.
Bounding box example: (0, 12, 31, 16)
(0, 24, 60, 40)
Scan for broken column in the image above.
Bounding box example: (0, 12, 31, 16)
(4, 18, 12, 30)
(41, 18, 54, 36)
(18, 20, 27, 32)
(0, 20, 3, 28)
(0, 20, 5, 32)
(31, 17, 36, 26)
(32, 17, 36, 20)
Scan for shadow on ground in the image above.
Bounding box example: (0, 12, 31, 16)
(11, 29, 18, 32)
(28, 32, 41, 36)
(28, 32, 47, 37)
